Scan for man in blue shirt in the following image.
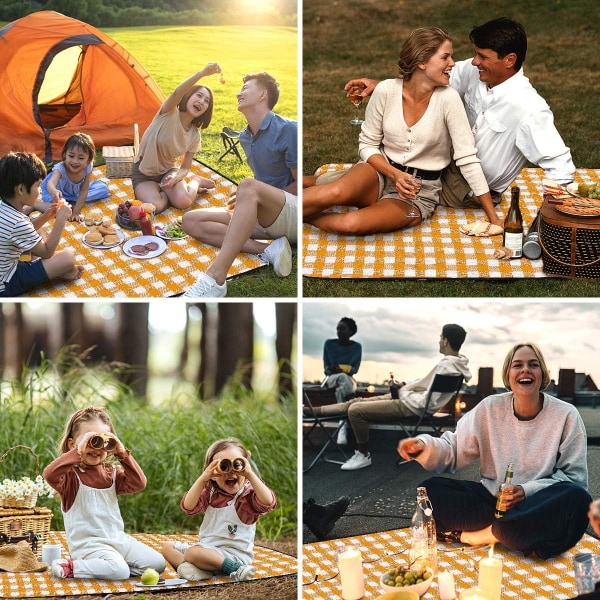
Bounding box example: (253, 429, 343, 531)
(183, 72, 297, 297)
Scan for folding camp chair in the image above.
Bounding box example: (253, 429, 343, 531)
(396, 373, 464, 465)
(303, 390, 348, 473)
(218, 126, 243, 163)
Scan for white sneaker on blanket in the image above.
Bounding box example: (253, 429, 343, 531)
(230, 564, 256, 581)
(177, 561, 213, 581)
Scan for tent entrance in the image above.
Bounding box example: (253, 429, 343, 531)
(37, 45, 84, 129)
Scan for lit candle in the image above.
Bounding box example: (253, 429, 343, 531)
(460, 586, 492, 599)
(438, 570, 457, 600)
(478, 547, 503, 600)
(337, 545, 365, 600)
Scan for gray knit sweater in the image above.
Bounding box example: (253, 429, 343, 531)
(416, 391, 588, 497)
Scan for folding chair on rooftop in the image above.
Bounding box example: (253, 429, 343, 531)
(396, 373, 464, 465)
(303, 390, 348, 473)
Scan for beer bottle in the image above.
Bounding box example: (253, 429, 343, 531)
(503, 186, 523, 258)
(390, 372, 399, 399)
(494, 463, 514, 518)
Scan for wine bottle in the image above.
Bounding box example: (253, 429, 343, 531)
(494, 463, 514, 518)
(503, 187, 523, 259)
(390, 372, 399, 399)
(410, 486, 438, 574)
(522, 212, 542, 260)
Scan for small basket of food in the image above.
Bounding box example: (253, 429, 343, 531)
(116, 200, 156, 230)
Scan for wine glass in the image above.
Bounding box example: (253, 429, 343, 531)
(407, 175, 421, 218)
(347, 87, 365, 125)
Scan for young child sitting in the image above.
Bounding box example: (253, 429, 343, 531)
(0, 151, 83, 296)
(37, 132, 109, 222)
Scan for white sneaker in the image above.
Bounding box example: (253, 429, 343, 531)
(183, 272, 227, 298)
(230, 564, 256, 581)
(340, 450, 371, 471)
(177, 561, 213, 581)
(258, 237, 292, 277)
(336, 422, 348, 446)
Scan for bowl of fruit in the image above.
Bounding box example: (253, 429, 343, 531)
(380, 565, 433, 597)
(116, 200, 156, 229)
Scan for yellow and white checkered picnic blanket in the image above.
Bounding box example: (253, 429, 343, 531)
(303, 166, 600, 279)
(302, 528, 600, 600)
(0, 531, 297, 598)
(23, 162, 265, 298)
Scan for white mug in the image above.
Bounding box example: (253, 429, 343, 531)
(41, 544, 61, 564)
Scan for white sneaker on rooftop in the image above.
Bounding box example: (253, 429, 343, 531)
(340, 450, 371, 471)
(258, 237, 292, 277)
(183, 272, 227, 298)
(336, 421, 348, 446)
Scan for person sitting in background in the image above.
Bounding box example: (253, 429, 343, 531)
(321, 317, 362, 446)
(398, 342, 591, 559)
(312, 324, 471, 471)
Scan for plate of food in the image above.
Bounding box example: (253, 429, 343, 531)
(123, 235, 167, 258)
(82, 227, 125, 249)
(155, 222, 188, 240)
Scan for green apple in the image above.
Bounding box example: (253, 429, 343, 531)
(141, 568, 160, 585)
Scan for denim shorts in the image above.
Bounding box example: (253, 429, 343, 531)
(0, 259, 48, 297)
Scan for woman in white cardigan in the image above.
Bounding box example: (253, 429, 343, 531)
(303, 27, 502, 235)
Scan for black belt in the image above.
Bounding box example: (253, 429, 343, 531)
(388, 159, 441, 180)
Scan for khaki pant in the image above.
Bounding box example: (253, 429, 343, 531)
(318, 394, 416, 445)
(439, 160, 503, 208)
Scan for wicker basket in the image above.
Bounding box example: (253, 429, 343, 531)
(0, 446, 52, 559)
(103, 145, 135, 179)
(0, 506, 52, 559)
(539, 197, 600, 279)
(0, 446, 41, 509)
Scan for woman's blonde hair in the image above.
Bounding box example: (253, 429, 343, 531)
(501, 342, 551, 391)
(397, 27, 452, 81)
(58, 406, 116, 454)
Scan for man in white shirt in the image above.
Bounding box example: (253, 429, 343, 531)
(345, 17, 575, 211)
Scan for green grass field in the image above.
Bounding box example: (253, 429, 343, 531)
(106, 25, 298, 297)
(303, 0, 600, 297)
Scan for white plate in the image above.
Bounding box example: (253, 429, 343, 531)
(123, 235, 167, 259)
(82, 229, 125, 249)
(134, 578, 188, 588)
(155, 224, 188, 240)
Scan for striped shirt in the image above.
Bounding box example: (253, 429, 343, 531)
(0, 199, 41, 286)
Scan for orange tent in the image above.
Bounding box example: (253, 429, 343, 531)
(0, 11, 165, 162)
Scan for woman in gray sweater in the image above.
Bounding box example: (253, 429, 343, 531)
(303, 27, 502, 235)
(398, 342, 592, 558)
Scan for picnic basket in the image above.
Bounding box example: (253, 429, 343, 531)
(539, 197, 600, 278)
(102, 123, 139, 179)
(0, 445, 52, 559)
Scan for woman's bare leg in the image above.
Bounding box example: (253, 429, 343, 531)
(307, 197, 422, 235)
(302, 163, 380, 218)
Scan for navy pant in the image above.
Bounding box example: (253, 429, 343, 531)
(421, 476, 592, 558)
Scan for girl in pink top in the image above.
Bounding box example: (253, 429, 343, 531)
(162, 438, 276, 582)
(43, 406, 165, 580)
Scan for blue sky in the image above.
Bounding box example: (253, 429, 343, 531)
(302, 299, 600, 387)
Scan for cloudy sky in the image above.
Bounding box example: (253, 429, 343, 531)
(302, 299, 600, 388)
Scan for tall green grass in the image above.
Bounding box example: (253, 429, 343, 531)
(1, 351, 296, 541)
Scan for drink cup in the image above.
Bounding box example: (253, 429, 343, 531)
(573, 552, 600, 595)
(41, 543, 61, 564)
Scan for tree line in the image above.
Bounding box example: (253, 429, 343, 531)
(0, 0, 297, 27)
(0, 302, 296, 401)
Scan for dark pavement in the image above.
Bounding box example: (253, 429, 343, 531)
(302, 406, 600, 544)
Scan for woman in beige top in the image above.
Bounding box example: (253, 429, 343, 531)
(303, 28, 501, 235)
(132, 63, 221, 213)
